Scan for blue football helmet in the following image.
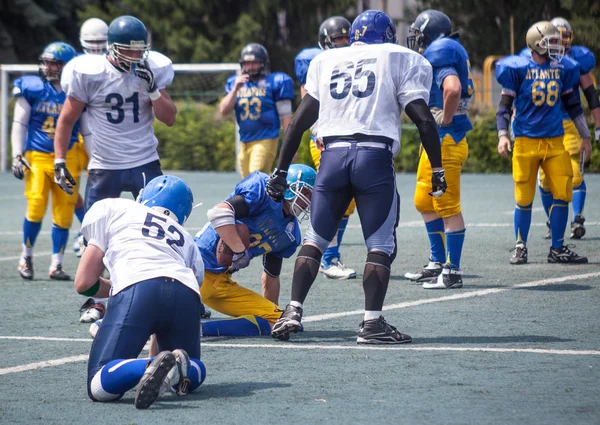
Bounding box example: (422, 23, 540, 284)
(107, 15, 150, 72)
(239, 43, 270, 77)
(139, 175, 194, 225)
(38, 42, 77, 82)
(284, 164, 317, 222)
(407, 10, 452, 52)
(350, 10, 397, 45)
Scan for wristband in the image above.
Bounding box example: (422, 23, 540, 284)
(149, 90, 161, 101)
(498, 130, 508, 138)
(54, 158, 66, 165)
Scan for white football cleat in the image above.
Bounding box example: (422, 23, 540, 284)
(161, 349, 191, 396)
(79, 298, 106, 323)
(321, 259, 357, 280)
(89, 319, 102, 338)
(74, 233, 86, 258)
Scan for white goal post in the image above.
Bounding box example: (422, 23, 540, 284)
(0, 63, 240, 172)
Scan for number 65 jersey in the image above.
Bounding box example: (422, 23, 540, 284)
(81, 198, 204, 297)
(495, 55, 580, 138)
(61, 51, 174, 170)
(305, 43, 433, 155)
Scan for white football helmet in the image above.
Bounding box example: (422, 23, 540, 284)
(80, 18, 109, 54)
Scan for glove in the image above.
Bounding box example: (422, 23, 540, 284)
(430, 107, 451, 127)
(134, 60, 158, 96)
(429, 169, 447, 198)
(231, 250, 251, 272)
(54, 159, 76, 195)
(266, 168, 289, 202)
(12, 155, 31, 180)
(595, 128, 600, 146)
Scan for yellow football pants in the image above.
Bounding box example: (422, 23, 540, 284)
(539, 120, 583, 190)
(513, 136, 572, 205)
(23, 149, 79, 228)
(238, 138, 279, 178)
(200, 271, 282, 322)
(414, 135, 469, 218)
(310, 138, 356, 216)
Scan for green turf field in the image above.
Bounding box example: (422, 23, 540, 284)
(0, 172, 599, 425)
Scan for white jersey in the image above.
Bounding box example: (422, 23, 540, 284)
(61, 51, 174, 170)
(305, 43, 432, 154)
(81, 198, 204, 297)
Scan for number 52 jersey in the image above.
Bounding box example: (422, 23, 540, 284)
(61, 51, 174, 170)
(305, 43, 433, 155)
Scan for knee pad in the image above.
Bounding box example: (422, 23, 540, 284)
(88, 368, 122, 402)
(26, 198, 47, 223)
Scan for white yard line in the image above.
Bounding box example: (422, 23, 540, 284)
(0, 251, 52, 262)
(0, 355, 88, 376)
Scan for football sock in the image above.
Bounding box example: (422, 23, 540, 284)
(291, 245, 322, 304)
(92, 358, 150, 401)
(322, 215, 349, 265)
(290, 300, 302, 308)
(363, 251, 391, 311)
(22, 219, 42, 253)
(187, 358, 206, 393)
(202, 315, 272, 337)
(425, 218, 445, 263)
(75, 206, 86, 224)
(514, 203, 532, 244)
(445, 228, 466, 269)
(51, 224, 69, 262)
(364, 310, 381, 321)
(572, 181, 586, 218)
(538, 186, 552, 217)
(549, 199, 569, 249)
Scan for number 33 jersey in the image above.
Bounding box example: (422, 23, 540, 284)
(304, 43, 433, 155)
(61, 51, 174, 170)
(81, 198, 204, 297)
(495, 55, 580, 138)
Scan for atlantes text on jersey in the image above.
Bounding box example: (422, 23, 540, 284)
(61, 51, 174, 170)
(305, 42, 432, 155)
(195, 172, 301, 274)
(224, 73, 294, 142)
(496, 55, 580, 138)
(424, 37, 474, 142)
(13, 76, 79, 153)
(81, 198, 204, 296)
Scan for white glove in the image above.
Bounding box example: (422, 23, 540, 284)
(231, 250, 251, 272)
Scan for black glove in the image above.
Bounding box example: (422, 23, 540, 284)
(266, 168, 289, 202)
(54, 159, 76, 195)
(12, 155, 31, 180)
(134, 60, 157, 93)
(231, 250, 251, 272)
(429, 169, 447, 198)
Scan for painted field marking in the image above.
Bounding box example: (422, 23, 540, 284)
(0, 251, 52, 262)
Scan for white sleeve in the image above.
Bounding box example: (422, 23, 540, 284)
(276, 99, 292, 117)
(304, 59, 320, 101)
(61, 62, 89, 103)
(81, 200, 111, 252)
(11, 97, 30, 157)
(396, 54, 432, 108)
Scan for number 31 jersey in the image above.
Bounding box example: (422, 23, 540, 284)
(81, 198, 204, 297)
(61, 51, 174, 170)
(305, 43, 432, 154)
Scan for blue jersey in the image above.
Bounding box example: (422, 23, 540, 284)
(224, 72, 294, 143)
(294, 48, 322, 86)
(13, 76, 79, 153)
(195, 172, 301, 274)
(496, 55, 580, 138)
(519, 46, 595, 119)
(424, 38, 474, 142)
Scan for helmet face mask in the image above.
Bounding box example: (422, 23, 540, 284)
(283, 164, 317, 222)
(107, 16, 150, 72)
(527, 21, 565, 62)
(318, 16, 351, 50)
(407, 10, 452, 53)
(38, 42, 77, 82)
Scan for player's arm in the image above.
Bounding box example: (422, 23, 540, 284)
(262, 253, 282, 304)
(300, 85, 308, 99)
(79, 112, 94, 156)
(404, 99, 443, 169)
(440, 74, 461, 126)
(207, 197, 249, 253)
(495, 90, 514, 158)
(55, 95, 85, 160)
(580, 73, 600, 143)
(219, 74, 250, 116)
(11, 97, 31, 179)
(276, 100, 292, 132)
(74, 244, 111, 298)
(151, 89, 177, 127)
(562, 88, 592, 159)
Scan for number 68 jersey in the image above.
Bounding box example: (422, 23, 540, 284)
(495, 55, 580, 138)
(81, 198, 204, 297)
(305, 43, 433, 155)
(61, 51, 174, 170)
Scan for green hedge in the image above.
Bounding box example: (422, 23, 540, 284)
(154, 102, 600, 172)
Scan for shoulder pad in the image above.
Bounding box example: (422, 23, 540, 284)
(70, 54, 107, 76)
(12, 75, 44, 97)
(424, 38, 462, 68)
(519, 48, 532, 59)
(146, 51, 172, 69)
(560, 55, 580, 72)
(147, 51, 174, 88)
(495, 55, 529, 88)
(270, 72, 293, 85)
(569, 45, 595, 74)
(295, 48, 321, 84)
(295, 48, 321, 62)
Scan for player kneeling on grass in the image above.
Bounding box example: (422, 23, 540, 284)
(193, 164, 316, 337)
(75, 175, 206, 409)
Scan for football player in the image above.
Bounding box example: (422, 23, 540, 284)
(54, 15, 177, 323)
(496, 21, 590, 264)
(220, 43, 294, 178)
(194, 164, 316, 337)
(76, 175, 205, 409)
(267, 10, 446, 344)
(404, 10, 472, 289)
(294, 16, 357, 280)
(79, 18, 109, 55)
(11, 42, 78, 281)
(520, 18, 600, 240)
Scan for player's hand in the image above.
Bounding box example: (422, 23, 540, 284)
(430, 107, 451, 127)
(231, 250, 251, 272)
(498, 136, 512, 159)
(266, 169, 288, 202)
(134, 60, 157, 94)
(12, 155, 31, 180)
(316, 138, 324, 151)
(54, 159, 76, 195)
(581, 137, 592, 162)
(234, 73, 250, 90)
(594, 128, 600, 147)
(429, 168, 447, 198)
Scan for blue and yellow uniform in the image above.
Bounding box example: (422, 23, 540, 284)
(195, 172, 301, 322)
(225, 73, 294, 177)
(13, 76, 80, 230)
